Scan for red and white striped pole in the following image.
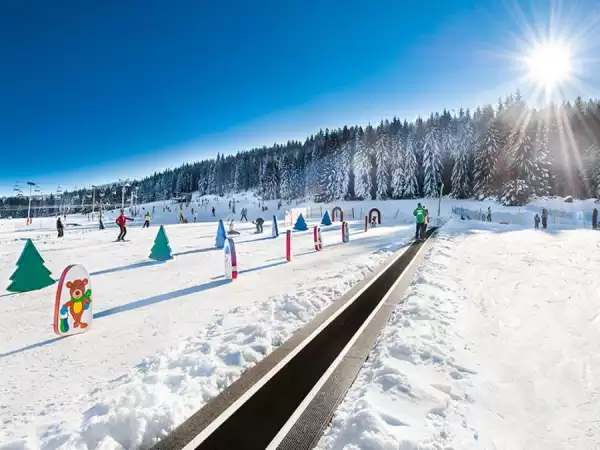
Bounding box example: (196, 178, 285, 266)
(286, 230, 292, 262)
(342, 221, 349, 243)
(313, 226, 322, 251)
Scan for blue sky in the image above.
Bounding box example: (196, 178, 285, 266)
(1, 0, 599, 195)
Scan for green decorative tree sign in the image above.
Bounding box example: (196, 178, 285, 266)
(149, 225, 173, 261)
(7, 239, 55, 292)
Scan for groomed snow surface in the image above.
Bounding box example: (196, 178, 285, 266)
(318, 219, 600, 450)
(0, 195, 417, 449)
(3, 193, 600, 450)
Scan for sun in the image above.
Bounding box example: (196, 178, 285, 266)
(523, 40, 573, 91)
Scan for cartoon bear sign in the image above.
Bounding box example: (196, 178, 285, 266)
(53, 264, 93, 336)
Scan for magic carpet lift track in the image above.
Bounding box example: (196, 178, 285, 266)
(153, 227, 438, 450)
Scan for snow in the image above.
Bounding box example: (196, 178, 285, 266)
(317, 218, 600, 450)
(0, 194, 418, 449)
(3, 191, 600, 449)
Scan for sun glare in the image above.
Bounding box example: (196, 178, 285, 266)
(524, 40, 573, 91)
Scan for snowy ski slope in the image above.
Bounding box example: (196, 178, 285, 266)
(0, 201, 416, 449)
(318, 219, 600, 450)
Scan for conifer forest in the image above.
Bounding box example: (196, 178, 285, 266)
(4, 92, 600, 217)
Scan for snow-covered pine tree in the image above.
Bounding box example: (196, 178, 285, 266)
(175, 172, 185, 195)
(341, 141, 352, 199)
(584, 143, 600, 198)
(257, 156, 267, 198)
(422, 116, 442, 197)
(262, 158, 280, 200)
(534, 122, 552, 197)
(451, 114, 474, 199)
(293, 151, 305, 199)
(473, 120, 501, 199)
(439, 122, 454, 192)
(307, 132, 326, 199)
(207, 161, 217, 195)
(390, 132, 404, 198)
(501, 120, 536, 205)
(331, 143, 351, 200)
(233, 161, 241, 192)
(402, 134, 419, 198)
(321, 152, 336, 202)
(353, 137, 372, 200)
(374, 130, 390, 199)
(279, 154, 292, 201)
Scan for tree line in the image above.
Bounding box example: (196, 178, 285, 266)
(3, 92, 600, 218)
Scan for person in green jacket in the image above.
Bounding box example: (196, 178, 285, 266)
(413, 203, 426, 239)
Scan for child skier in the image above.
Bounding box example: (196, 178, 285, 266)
(534, 213, 540, 229)
(143, 212, 151, 228)
(56, 217, 64, 238)
(541, 208, 548, 229)
(116, 210, 134, 241)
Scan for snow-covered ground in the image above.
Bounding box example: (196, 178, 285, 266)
(2, 191, 598, 235)
(318, 219, 600, 450)
(0, 204, 416, 449)
(3, 190, 599, 449)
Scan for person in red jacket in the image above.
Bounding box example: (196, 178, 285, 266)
(115, 210, 134, 241)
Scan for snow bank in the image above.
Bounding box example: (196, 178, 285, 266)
(318, 219, 600, 450)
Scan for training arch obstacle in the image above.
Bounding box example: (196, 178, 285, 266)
(368, 208, 381, 225)
(331, 206, 344, 222)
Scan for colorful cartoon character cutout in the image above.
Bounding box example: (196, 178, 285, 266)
(53, 265, 93, 336)
(62, 278, 91, 328)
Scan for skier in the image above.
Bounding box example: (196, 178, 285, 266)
(370, 214, 377, 228)
(227, 219, 240, 235)
(229, 200, 232, 210)
(56, 217, 64, 238)
(534, 213, 540, 229)
(240, 208, 248, 222)
(541, 208, 548, 230)
(593, 207, 598, 230)
(115, 210, 134, 241)
(99, 211, 105, 230)
(423, 206, 429, 237)
(143, 212, 151, 228)
(253, 217, 264, 233)
(413, 203, 426, 240)
(487, 206, 492, 222)
(211, 206, 216, 217)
